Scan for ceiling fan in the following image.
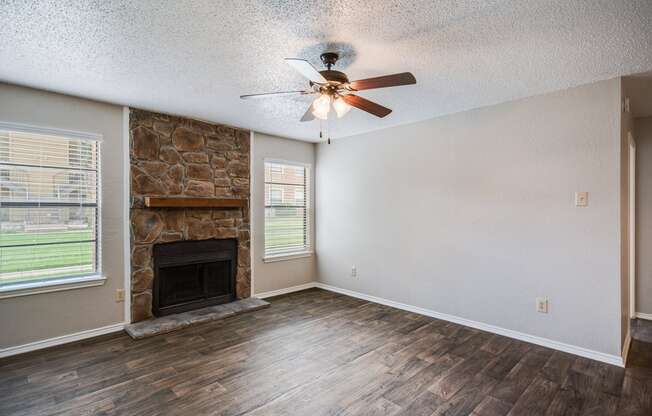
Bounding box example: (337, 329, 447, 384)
(240, 52, 416, 122)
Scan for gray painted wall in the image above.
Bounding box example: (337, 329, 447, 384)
(251, 132, 316, 294)
(636, 117, 652, 315)
(315, 79, 622, 356)
(0, 83, 126, 349)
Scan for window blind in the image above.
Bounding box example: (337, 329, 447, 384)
(0, 130, 100, 286)
(264, 161, 310, 257)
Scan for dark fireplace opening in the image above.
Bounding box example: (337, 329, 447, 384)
(153, 239, 237, 317)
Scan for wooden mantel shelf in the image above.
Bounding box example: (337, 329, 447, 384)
(144, 197, 246, 209)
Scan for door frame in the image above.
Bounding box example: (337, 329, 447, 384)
(629, 132, 636, 317)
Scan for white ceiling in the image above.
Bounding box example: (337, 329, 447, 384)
(1, 1, 651, 142)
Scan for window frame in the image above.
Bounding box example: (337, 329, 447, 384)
(262, 158, 313, 262)
(0, 121, 105, 298)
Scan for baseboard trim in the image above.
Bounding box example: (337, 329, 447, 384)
(635, 312, 652, 321)
(315, 283, 624, 367)
(254, 282, 318, 299)
(0, 322, 125, 359)
(3, 284, 622, 365)
(622, 331, 632, 367)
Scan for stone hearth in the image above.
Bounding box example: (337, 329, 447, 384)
(124, 297, 269, 339)
(129, 109, 251, 322)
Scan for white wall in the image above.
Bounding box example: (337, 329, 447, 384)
(316, 79, 623, 356)
(251, 132, 316, 294)
(0, 83, 127, 350)
(636, 117, 652, 315)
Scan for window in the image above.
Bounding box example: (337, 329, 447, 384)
(0, 128, 101, 288)
(264, 161, 310, 258)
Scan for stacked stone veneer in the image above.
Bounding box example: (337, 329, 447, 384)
(129, 109, 250, 322)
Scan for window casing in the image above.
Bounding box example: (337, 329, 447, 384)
(0, 128, 101, 289)
(264, 160, 311, 258)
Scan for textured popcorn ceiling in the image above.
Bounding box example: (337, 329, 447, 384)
(1, 1, 651, 141)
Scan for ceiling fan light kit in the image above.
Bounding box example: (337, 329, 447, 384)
(312, 94, 331, 120)
(240, 52, 416, 141)
(333, 96, 352, 118)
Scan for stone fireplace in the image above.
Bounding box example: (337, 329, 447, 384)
(129, 109, 251, 322)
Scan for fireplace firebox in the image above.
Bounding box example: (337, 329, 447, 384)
(152, 239, 237, 317)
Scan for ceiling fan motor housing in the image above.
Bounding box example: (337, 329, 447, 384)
(319, 70, 349, 85)
(318, 52, 349, 86)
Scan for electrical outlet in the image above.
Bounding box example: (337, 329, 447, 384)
(536, 297, 548, 314)
(351, 266, 357, 277)
(115, 289, 125, 303)
(575, 192, 588, 207)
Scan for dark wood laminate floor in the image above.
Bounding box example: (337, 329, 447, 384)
(2, 289, 651, 416)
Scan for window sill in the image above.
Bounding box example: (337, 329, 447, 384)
(263, 251, 314, 263)
(0, 274, 107, 299)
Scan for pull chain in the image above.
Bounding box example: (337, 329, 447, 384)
(327, 117, 331, 144)
(318, 113, 332, 144)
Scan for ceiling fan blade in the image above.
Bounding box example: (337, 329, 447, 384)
(348, 72, 416, 91)
(341, 94, 392, 118)
(285, 58, 327, 84)
(240, 90, 314, 99)
(300, 103, 316, 122)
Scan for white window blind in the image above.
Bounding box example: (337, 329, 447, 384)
(264, 161, 310, 257)
(0, 129, 101, 287)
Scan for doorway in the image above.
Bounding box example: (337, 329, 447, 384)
(629, 132, 636, 317)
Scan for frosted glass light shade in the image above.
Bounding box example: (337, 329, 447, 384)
(312, 94, 331, 120)
(333, 97, 352, 118)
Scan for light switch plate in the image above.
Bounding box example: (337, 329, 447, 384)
(536, 297, 549, 314)
(575, 192, 588, 207)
